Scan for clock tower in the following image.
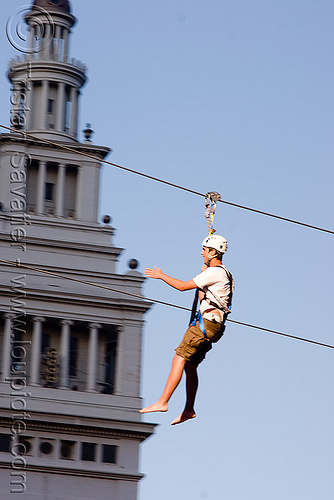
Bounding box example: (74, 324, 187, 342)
(0, 1, 155, 498)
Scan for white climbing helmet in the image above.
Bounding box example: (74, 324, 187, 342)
(202, 234, 228, 254)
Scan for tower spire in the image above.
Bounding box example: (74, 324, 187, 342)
(1, 1, 109, 224)
(8, 0, 85, 142)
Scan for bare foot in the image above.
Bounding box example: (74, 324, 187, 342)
(139, 402, 168, 414)
(171, 411, 196, 425)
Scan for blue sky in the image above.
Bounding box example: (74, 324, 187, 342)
(1, 1, 334, 499)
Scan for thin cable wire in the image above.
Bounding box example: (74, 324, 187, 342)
(1, 124, 333, 235)
(1, 257, 333, 350)
(0, 257, 189, 311)
(228, 319, 333, 349)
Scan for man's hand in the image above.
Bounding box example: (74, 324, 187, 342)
(144, 267, 196, 291)
(145, 267, 163, 279)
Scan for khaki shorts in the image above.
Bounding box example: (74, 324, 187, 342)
(175, 319, 225, 367)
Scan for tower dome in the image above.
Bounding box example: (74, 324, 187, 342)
(31, 0, 71, 14)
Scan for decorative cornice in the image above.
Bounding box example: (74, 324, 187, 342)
(8, 60, 86, 85)
(0, 417, 155, 442)
(0, 286, 152, 314)
(0, 462, 144, 482)
(0, 230, 121, 256)
(0, 133, 111, 160)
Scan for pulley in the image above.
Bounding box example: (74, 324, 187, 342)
(205, 191, 221, 235)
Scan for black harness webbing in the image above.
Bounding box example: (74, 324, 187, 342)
(189, 288, 200, 325)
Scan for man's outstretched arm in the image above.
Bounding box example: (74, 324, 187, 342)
(145, 267, 196, 291)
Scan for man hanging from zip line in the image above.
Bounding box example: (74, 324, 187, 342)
(140, 234, 234, 425)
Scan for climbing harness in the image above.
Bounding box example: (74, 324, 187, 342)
(189, 265, 234, 338)
(205, 191, 221, 235)
(200, 265, 234, 315)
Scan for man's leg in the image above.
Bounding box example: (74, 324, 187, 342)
(171, 361, 198, 425)
(139, 354, 186, 413)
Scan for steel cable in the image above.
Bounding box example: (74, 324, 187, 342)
(0, 124, 333, 235)
(0, 257, 333, 350)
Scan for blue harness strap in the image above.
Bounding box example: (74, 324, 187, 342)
(191, 310, 207, 338)
(189, 289, 207, 338)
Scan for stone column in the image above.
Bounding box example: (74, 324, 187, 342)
(54, 25, 61, 61)
(40, 80, 48, 129)
(30, 317, 45, 386)
(114, 326, 123, 395)
(59, 320, 73, 389)
(56, 82, 65, 132)
(63, 29, 69, 63)
(24, 79, 33, 131)
(86, 323, 101, 392)
(115, 320, 143, 397)
(28, 26, 34, 58)
(70, 87, 78, 137)
(43, 22, 51, 59)
(37, 27, 43, 59)
(55, 164, 66, 217)
(75, 165, 83, 219)
(36, 160, 47, 215)
(1, 314, 15, 382)
(74, 90, 79, 139)
(10, 82, 20, 128)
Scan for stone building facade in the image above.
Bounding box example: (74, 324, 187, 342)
(0, 1, 155, 498)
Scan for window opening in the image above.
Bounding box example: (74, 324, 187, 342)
(81, 442, 96, 462)
(41, 333, 50, 354)
(0, 434, 11, 453)
(11, 330, 25, 373)
(45, 182, 54, 201)
(47, 99, 54, 113)
(69, 336, 78, 377)
(102, 445, 117, 464)
(40, 441, 53, 455)
(103, 329, 118, 394)
(18, 436, 34, 456)
(60, 440, 76, 460)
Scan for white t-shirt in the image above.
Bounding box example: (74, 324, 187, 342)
(193, 265, 233, 315)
